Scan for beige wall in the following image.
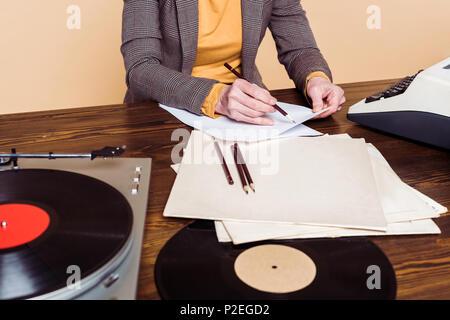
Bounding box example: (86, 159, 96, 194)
(1, 0, 449, 115)
(259, 0, 450, 89)
(0, 1, 125, 115)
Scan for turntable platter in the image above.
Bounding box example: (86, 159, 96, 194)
(0, 169, 133, 299)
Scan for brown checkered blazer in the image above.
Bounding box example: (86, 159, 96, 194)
(121, 0, 332, 115)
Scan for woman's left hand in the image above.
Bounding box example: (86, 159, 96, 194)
(306, 77, 346, 119)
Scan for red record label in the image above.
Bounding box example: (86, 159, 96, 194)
(0, 204, 50, 250)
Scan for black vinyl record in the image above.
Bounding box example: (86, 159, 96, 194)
(155, 221, 397, 299)
(0, 169, 133, 300)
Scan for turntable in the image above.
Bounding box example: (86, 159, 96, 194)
(0, 147, 151, 300)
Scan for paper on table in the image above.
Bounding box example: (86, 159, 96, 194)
(215, 219, 441, 243)
(163, 130, 387, 230)
(159, 102, 325, 142)
(278, 219, 441, 239)
(367, 144, 439, 223)
(366, 142, 447, 215)
(168, 134, 443, 243)
(217, 136, 445, 244)
(312, 134, 440, 222)
(214, 221, 232, 242)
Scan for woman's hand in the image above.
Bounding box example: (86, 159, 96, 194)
(215, 79, 277, 125)
(306, 77, 346, 119)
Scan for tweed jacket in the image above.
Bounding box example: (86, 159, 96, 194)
(121, 0, 332, 115)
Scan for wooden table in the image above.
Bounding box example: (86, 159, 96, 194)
(0, 79, 448, 299)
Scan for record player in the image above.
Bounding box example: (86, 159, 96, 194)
(0, 147, 151, 300)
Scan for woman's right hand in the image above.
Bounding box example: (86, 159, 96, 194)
(214, 79, 277, 125)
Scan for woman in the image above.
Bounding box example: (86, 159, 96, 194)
(121, 0, 345, 125)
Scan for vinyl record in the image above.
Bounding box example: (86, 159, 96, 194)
(0, 169, 133, 300)
(155, 221, 397, 299)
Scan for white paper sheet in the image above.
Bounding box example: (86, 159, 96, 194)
(159, 102, 325, 142)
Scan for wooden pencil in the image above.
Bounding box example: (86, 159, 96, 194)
(214, 141, 234, 185)
(224, 62, 296, 124)
(234, 143, 255, 192)
(232, 144, 248, 194)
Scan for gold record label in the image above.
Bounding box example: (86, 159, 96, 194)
(234, 244, 317, 294)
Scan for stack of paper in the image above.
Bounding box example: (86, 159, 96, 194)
(215, 135, 446, 243)
(165, 131, 447, 244)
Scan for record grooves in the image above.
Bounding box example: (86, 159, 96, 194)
(155, 221, 397, 300)
(0, 169, 133, 300)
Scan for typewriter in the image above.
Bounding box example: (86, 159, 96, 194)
(347, 57, 450, 150)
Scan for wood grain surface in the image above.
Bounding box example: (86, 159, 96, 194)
(0, 79, 448, 299)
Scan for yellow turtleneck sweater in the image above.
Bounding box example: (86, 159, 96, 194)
(193, 0, 329, 118)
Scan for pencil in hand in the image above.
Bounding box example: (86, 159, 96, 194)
(224, 62, 296, 124)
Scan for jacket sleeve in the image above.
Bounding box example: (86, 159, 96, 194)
(268, 0, 333, 95)
(121, 0, 217, 115)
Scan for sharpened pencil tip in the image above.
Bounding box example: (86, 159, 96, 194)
(286, 114, 296, 124)
(250, 184, 255, 192)
(244, 185, 249, 194)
